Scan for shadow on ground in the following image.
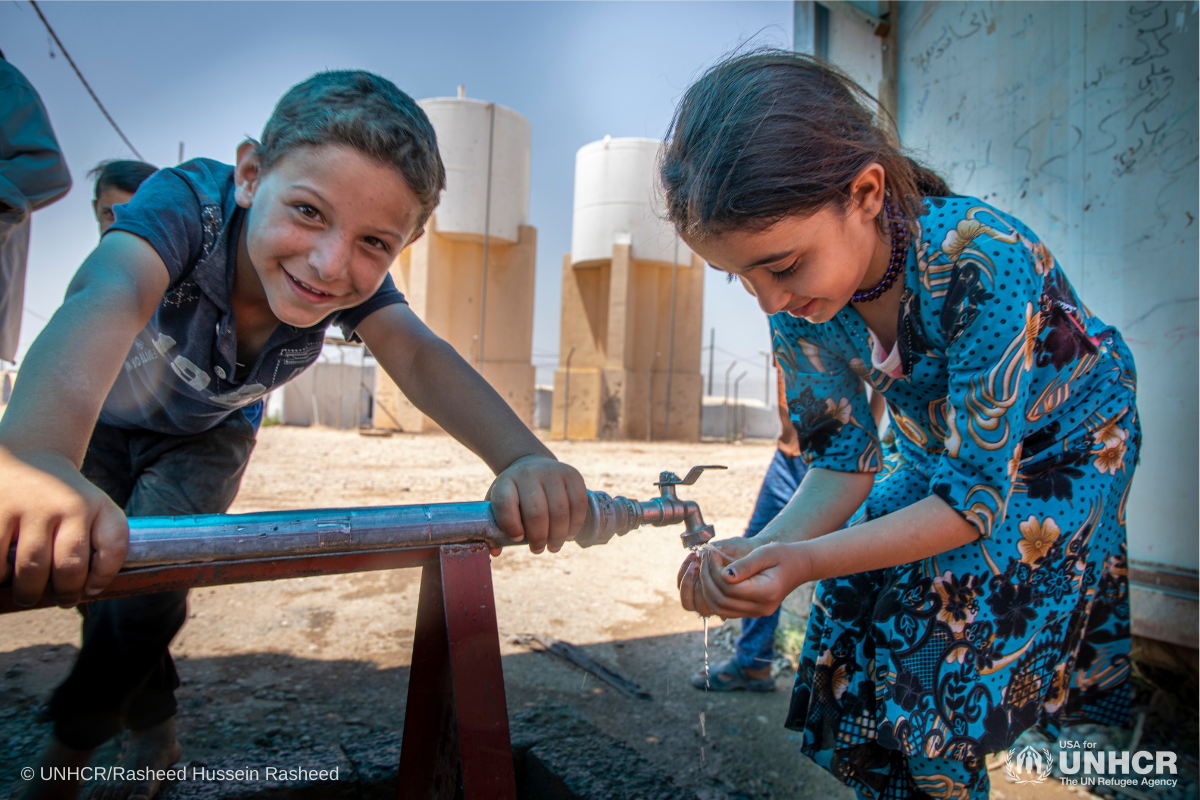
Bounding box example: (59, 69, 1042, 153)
(0, 630, 848, 800)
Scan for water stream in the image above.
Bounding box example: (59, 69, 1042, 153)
(689, 543, 720, 770)
(688, 543, 720, 687)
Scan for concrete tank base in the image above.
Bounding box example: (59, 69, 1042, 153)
(552, 242, 704, 442)
(374, 214, 537, 432)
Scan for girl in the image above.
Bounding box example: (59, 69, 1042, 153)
(669, 51, 1137, 800)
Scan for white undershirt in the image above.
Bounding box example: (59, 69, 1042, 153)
(867, 328, 903, 378)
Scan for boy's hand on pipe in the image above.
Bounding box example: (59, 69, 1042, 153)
(0, 448, 128, 608)
(487, 455, 588, 555)
(681, 540, 809, 619)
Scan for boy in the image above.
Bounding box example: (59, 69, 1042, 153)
(3, 70, 588, 800)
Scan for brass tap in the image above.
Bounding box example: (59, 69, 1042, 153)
(573, 465, 726, 549)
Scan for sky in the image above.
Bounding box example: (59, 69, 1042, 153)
(0, 0, 792, 402)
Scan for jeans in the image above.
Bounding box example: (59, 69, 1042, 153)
(734, 447, 808, 671)
(48, 414, 256, 750)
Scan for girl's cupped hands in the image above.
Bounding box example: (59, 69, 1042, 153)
(677, 538, 811, 619)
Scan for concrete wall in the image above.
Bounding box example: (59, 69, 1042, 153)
(894, 1, 1198, 647)
(373, 213, 537, 432)
(797, 1, 1200, 646)
(700, 397, 783, 441)
(282, 362, 374, 429)
(533, 385, 553, 430)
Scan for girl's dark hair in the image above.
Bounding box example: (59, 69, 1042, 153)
(660, 49, 950, 238)
(258, 70, 446, 230)
(88, 160, 159, 199)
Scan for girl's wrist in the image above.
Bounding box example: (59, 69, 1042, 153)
(783, 541, 817, 588)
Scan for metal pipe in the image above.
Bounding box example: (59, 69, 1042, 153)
(101, 482, 719, 571)
(562, 344, 576, 441)
(646, 351, 660, 442)
(476, 102, 496, 369)
(5, 469, 728, 598)
(664, 238, 679, 440)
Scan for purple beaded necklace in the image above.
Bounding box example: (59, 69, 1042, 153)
(851, 200, 909, 303)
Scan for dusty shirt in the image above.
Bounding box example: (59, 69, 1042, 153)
(102, 159, 405, 435)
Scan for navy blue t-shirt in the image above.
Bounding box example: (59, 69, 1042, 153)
(101, 158, 406, 435)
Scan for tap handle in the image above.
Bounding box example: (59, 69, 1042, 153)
(655, 465, 727, 487)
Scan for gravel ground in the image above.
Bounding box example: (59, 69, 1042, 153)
(0, 426, 1195, 799)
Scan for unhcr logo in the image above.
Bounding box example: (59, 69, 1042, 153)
(999, 739, 1182, 791)
(1057, 745, 1180, 790)
(1004, 745, 1053, 784)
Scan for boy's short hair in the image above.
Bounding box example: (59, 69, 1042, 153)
(259, 70, 446, 229)
(88, 160, 159, 199)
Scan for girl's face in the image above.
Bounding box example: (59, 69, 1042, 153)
(683, 163, 889, 324)
(233, 142, 424, 328)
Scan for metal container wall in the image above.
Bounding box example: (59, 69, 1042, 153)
(570, 136, 693, 267)
(419, 97, 531, 244)
(894, 1, 1198, 645)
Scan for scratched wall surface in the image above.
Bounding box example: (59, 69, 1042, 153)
(897, 2, 1199, 571)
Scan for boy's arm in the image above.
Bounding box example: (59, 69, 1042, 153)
(0, 231, 170, 606)
(356, 304, 588, 554)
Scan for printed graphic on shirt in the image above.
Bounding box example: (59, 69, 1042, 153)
(199, 205, 222, 260)
(209, 383, 268, 408)
(124, 336, 162, 374)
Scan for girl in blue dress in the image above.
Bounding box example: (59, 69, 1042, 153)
(668, 51, 1137, 800)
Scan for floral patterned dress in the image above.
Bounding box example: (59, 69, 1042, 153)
(774, 196, 1138, 800)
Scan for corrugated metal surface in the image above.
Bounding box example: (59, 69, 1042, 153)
(894, 1, 1198, 642)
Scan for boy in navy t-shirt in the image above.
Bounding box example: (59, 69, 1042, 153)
(3, 71, 588, 800)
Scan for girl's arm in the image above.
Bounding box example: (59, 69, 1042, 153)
(356, 303, 588, 554)
(753, 467, 874, 544)
(682, 493, 978, 618)
(0, 232, 171, 606)
(675, 466, 870, 590)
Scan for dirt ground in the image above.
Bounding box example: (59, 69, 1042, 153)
(0, 426, 1193, 799)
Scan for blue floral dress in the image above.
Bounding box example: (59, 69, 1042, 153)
(773, 196, 1138, 800)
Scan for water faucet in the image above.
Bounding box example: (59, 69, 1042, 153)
(573, 465, 726, 550)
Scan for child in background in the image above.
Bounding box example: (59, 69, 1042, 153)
(89, 160, 158, 234)
(5, 70, 588, 800)
(668, 51, 1137, 799)
(692, 363, 888, 694)
(0, 51, 72, 364)
(691, 362, 807, 692)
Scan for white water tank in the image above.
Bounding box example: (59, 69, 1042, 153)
(419, 95, 531, 244)
(571, 136, 692, 267)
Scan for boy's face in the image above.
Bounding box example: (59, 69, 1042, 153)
(234, 143, 423, 328)
(93, 185, 135, 235)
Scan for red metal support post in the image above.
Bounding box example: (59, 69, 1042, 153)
(398, 544, 516, 800)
